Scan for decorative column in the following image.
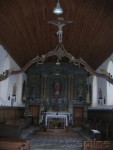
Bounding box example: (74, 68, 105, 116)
(41, 75, 44, 99)
(68, 75, 71, 100)
(70, 75, 73, 100)
(44, 74, 47, 99)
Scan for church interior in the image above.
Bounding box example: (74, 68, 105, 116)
(0, 0, 113, 149)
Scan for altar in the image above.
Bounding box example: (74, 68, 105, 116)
(45, 112, 69, 129)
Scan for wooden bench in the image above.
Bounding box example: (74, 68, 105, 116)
(0, 124, 21, 138)
(7, 117, 32, 129)
(0, 138, 30, 150)
(83, 141, 113, 150)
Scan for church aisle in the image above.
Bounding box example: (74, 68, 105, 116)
(26, 127, 90, 150)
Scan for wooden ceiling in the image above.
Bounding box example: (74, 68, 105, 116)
(0, 0, 113, 70)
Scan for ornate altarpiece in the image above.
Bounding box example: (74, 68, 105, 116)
(26, 63, 87, 112)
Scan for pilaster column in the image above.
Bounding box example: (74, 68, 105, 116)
(41, 75, 44, 99)
(70, 75, 73, 100)
(44, 74, 47, 99)
(68, 75, 71, 99)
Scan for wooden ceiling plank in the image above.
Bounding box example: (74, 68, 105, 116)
(0, 0, 113, 69)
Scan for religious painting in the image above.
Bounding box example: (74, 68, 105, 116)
(53, 78, 62, 98)
(49, 76, 65, 98)
(54, 79, 61, 98)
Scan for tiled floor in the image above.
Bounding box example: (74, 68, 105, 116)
(21, 126, 90, 150)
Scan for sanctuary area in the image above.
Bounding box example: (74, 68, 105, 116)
(0, 0, 113, 149)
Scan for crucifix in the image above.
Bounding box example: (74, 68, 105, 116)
(48, 20, 73, 43)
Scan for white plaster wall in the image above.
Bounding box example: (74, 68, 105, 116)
(106, 60, 113, 105)
(92, 76, 98, 107)
(97, 77, 106, 101)
(89, 53, 113, 107)
(16, 73, 27, 106)
(0, 45, 8, 74)
(8, 54, 26, 106)
(96, 54, 113, 106)
(0, 47, 10, 104)
(87, 75, 93, 104)
(0, 45, 27, 106)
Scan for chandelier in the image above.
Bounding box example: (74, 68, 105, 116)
(53, 0, 63, 15)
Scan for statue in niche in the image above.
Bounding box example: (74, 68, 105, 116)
(78, 85, 83, 101)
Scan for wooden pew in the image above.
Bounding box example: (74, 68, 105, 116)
(88, 109, 113, 140)
(83, 141, 113, 150)
(0, 124, 21, 138)
(0, 106, 32, 129)
(0, 138, 30, 150)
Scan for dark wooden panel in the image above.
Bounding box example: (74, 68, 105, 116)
(25, 103, 40, 125)
(0, 106, 25, 123)
(73, 106, 84, 127)
(0, 138, 30, 150)
(0, 124, 21, 138)
(84, 141, 113, 150)
(88, 109, 113, 140)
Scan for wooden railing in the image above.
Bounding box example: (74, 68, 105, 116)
(0, 106, 32, 129)
(0, 124, 21, 138)
(83, 141, 113, 150)
(0, 138, 30, 150)
(88, 109, 113, 140)
(0, 106, 24, 123)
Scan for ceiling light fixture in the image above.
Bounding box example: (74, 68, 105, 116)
(53, 0, 63, 15)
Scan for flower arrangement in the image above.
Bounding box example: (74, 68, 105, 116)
(52, 118, 59, 128)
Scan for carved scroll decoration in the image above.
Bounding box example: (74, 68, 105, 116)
(0, 42, 113, 84)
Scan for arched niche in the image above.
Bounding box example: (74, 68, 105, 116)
(46, 74, 68, 99)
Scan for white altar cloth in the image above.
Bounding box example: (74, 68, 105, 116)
(46, 111, 70, 121)
(45, 114, 68, 126)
